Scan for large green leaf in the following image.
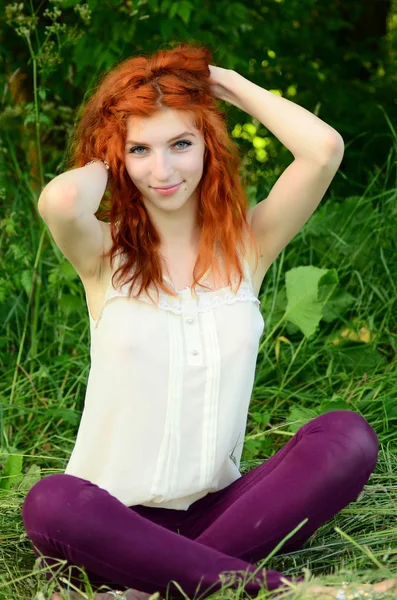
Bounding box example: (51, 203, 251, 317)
(284, 266, 339, 338)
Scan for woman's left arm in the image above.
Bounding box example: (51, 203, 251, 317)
(207, 65, 345, 267)
(208, 65, 344, 166)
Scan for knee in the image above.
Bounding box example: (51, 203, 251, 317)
(22, 473, 88, 536)
(305, 410, 379, 472)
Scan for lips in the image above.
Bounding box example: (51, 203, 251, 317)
(152, 182, 183, 190)
(151, 182, 183, 196)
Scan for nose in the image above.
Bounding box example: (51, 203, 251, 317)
(152, 152, 174, 182)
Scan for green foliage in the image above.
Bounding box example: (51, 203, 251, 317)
(1, 0, 396, 192)
(0, 451, 23, 490)
(284, 266, 338, 338)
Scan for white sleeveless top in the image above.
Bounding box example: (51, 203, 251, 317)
(64, 248, 265, 510)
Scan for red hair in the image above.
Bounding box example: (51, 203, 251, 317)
(67, 41, 259, 304)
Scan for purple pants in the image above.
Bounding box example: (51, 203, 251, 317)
(22, 410, 378, 599)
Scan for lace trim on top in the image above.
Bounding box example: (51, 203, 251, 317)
(157, 279, 260, 314)
(91, 251, 260, 326)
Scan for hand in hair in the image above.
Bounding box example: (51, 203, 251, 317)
(208, 64, 237, 104)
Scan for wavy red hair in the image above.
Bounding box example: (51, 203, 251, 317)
(67, 41, 259, 304)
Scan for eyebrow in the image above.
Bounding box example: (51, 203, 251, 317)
(125, 131, 196, 146)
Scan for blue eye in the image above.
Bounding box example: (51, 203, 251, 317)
(174, 140, 192, 150)
(129, 140, 192, 154)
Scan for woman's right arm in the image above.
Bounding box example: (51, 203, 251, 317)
(38, 161, 109, 217)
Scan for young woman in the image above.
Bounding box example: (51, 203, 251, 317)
(22, 42, 396, 600)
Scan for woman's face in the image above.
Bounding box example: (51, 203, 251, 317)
(124, 108, 206, 211)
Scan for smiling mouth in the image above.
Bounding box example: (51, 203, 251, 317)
(152, 182, 183, 189)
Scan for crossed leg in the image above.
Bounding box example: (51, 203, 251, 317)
(181, 410, 378, 562)
(22, 411, 378, 599)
